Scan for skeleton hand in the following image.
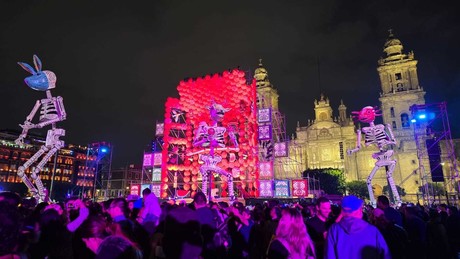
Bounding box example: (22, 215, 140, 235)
(20, 121, 35, 130)
(347, 148, 358, 155)
(15, 135, 25, 145)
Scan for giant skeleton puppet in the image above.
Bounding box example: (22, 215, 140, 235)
(188, 101, 239, 200)
(15, 55, 66, 201)
(347, 106, 401, 206)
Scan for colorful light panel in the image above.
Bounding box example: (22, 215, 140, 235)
(153, 152, 162, 166)
(143, 153, 154, 167)
(274, 142, 288, 157)
(259, 180, 273, 197)
(156, 122, 164, 136)
(259, 161, 273, 179)
(130, 184, 141, 196)
(258, 125, 272, 140)
(258, 108, 272, 123)
(152, 168, 161, 182)
(274, 180, 290, 197)
(152, 184, 161, 197)
(292, 179, 308, 197)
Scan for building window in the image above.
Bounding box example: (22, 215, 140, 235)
(395, 73, 402, 80)
(401, 113, 410, 128)
(392, 121, 397, 129)
(390, 107, 395, 118)
(339, 142, 344, 159)
(396, 83, 404, 92)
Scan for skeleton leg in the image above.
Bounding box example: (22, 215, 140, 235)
(32, 147, 58, 201)
(200, 166, 209, 200)
(215, 167, 234, 200)
(386, 161, 401, 205)
(367, 165, 381, 206)
(17, 146, 48, 195)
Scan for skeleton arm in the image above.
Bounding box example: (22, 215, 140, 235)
(228, 130, 239, 148)
(385, 124, 397, 145)
(15, 100, 41, 145)
(347, 129, 362, 155)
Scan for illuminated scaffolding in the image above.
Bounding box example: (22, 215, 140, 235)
(410, 102, 459, 204)
(272, 111, 304, 180)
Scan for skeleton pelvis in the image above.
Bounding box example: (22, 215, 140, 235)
(372, 150, 395, 166)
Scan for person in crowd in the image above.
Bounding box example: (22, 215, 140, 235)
(426, 208, 449, 259)
(193, 192, 221, 258)
(325, 195, 391, 259)
(0, 202, 22, 259)
(137, 188, 161, 236)
(267, 207, 315, 259)
(0, 191, 22, 207)
(377, 195, 403, 227)
(371, 208, 409, 259)
(306, 196, 331, 259)
(446, 205, 460, 258)
(227, 203, 254, 258)
(96, 235, 143, 259)
(29, 205, 74, 259)
(80, 216, 110, 254)
(107, 198, 151, 259)
(162, 205, 202, 259)
(403, 205, 427, 259)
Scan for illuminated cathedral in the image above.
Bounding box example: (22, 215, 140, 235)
(257, 32, 431, 199)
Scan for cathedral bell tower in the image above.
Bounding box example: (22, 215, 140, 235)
(377, 30, 426, 149)
(314, 94, 333, 122)
(255, 59, 279, 111)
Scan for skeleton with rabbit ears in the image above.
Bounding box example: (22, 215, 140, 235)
(15, 55, 67, 202)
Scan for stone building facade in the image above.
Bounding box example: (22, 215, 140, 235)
(257, 32, 435, 200)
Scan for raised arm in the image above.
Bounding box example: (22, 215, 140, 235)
(385, 124, 397, 145)
(347, 129, 362, 155)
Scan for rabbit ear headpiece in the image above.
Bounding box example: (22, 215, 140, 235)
(18, 55, 56, 91)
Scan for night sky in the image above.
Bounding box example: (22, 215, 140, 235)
(1, 0, 459, 167)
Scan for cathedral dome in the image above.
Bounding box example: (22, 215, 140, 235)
(254, 59, 268, 77)
(383, 30, 403, 57)
(384, 37, 402, 48)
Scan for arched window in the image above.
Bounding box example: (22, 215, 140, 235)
(390, 107, 395, 118)
(401, 113, 410, 128)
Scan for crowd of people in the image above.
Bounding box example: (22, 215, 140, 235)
(1, 189, 460, 259)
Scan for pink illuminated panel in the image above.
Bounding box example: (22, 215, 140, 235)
(143, 153, 154, 167)
(274, 142, 288, 157)
(292, 179, 308, 197)
(258, 108, 271, 123)
(153, 152, 162, 166)
(152, 184, 161, 197)
(259, 161, 273, 179)
(258, 125, 272, 140)
(156, 123, 164, 136)
(259, 180, 273, 197)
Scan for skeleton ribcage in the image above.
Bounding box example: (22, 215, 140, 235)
(364, 128, 389, 149)
(40, 100, 58, 121)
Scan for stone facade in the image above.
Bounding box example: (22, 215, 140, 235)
(257, 32, 441, 201)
